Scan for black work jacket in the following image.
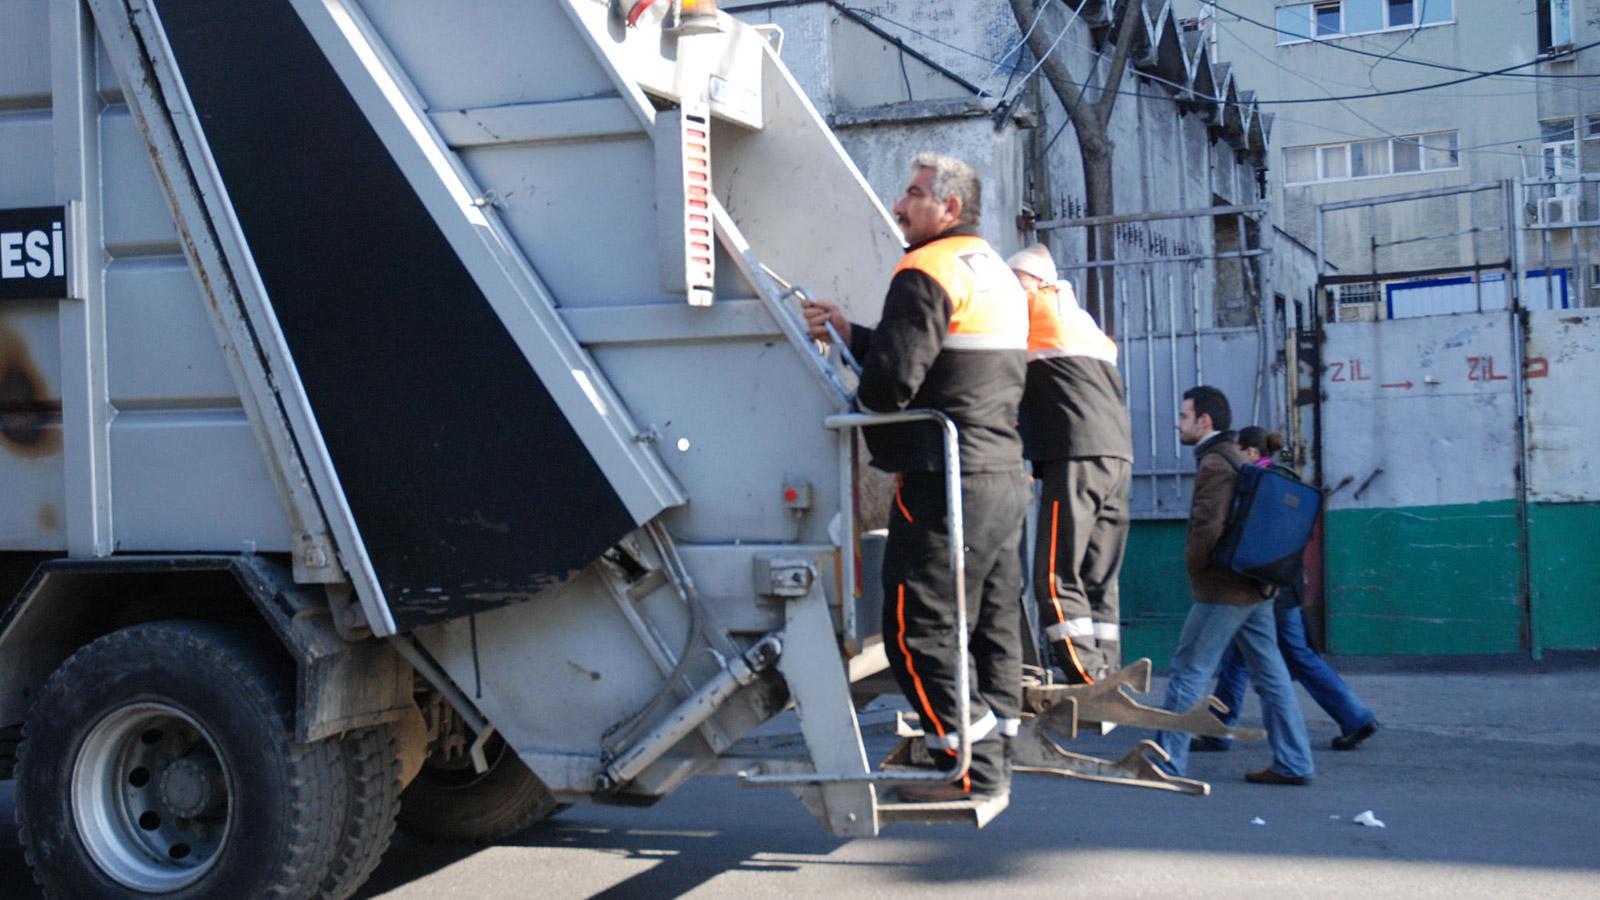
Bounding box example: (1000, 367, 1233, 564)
(848, 226, 1028, 474)
(1018, 283, 1134, 462)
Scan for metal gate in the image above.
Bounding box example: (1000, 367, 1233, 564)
(1312, 178, 1600, 657)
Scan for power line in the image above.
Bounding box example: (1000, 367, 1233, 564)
(981, 0, 1050, 96)
(1215, 17, 1423, 152)
(1211, 20, 1540, 160)
(1358, 0, 1430, 81)
(852, 7, 1551, 163)
(996, 1, 1086, 108)
(844, 4, 1600, 106)
(1237, 39, 1600, 103)
(1207, 1, 1600, 80)
(838, 6, 1006, 67)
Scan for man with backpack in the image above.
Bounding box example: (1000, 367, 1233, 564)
(1153, 386, 1315, 785)
(1193, 427, 1380, 754)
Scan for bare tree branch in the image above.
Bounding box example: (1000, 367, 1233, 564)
(1093, 0, 1146, 128)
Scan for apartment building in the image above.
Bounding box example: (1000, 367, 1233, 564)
(1191, 0, 1598, 320)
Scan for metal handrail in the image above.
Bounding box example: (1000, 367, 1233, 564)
(742, 408, 971, 788)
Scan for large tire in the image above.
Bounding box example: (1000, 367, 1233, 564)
(319, 725, 400, 899)
(395, 732, 561, 843)
(15, 620, 346, 899)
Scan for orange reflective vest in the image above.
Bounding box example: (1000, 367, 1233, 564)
(853, 228, 1029, 473)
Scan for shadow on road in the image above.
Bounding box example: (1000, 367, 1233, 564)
(2, 690, 1596, 900)
(346, 718, 1600, 897)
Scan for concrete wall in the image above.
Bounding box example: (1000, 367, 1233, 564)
(832, 112, 1031, 257)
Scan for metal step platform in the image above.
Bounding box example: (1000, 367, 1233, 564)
(886, 658, 1267, 799)
(877, 794, 1010, 828)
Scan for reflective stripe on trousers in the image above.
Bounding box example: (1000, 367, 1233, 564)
(1044, 617, 1094, 640)
(924, 710, 998, 751)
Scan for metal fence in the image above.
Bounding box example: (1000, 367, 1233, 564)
(1037, 203, 1287, 518)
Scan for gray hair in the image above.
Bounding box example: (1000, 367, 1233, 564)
(911, 151, 981, 226)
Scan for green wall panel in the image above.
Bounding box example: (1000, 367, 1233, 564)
(1324, 501, 1524, 655)
(1528, 502, 1600, 651)
(1120, 520, 1191, 669)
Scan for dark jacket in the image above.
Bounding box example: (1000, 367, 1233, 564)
(1018, 283, 1134, 462)
(1186, 433, 1275, 605)
(849, 226, 1028, 474)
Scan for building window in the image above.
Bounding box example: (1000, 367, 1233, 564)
(1585, 114, 1600, 140)
(1422, 131, 1458, 169)
(1315, 2, 1342, 37)
(1277, 4, 1314, 41)
(1542, 119, 1577, 176)
(1277, 0, 1453, 44)
(1320, 144, 1349, 179)
(1283, 131, 1460, 184)
(1284, 146, 1318, 183)
(1350, 139, 1391, 177)
(1335, 282, 1380, 323)
(1541, 119, 1578, 194)
(1339, 282, 1380, 305)
(1539, 0, 1574, 51)
(1393, 135, 1422, 171)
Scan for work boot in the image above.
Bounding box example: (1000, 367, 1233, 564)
(1051, 650, 1095, 685)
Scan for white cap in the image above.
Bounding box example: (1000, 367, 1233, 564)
(1007, 244, 1056, 285)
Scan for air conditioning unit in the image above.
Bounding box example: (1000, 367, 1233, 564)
(1537, 194, 1579, 226)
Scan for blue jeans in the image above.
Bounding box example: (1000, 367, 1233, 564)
(1210, 606, 1375, 745)
(1155, 601, 1314, 778)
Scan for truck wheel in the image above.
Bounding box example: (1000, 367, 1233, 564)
(395, 731, 561, 843)
(15, 620, 345, 899)
(319, 725, 400, 899)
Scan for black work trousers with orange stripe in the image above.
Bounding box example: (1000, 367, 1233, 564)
(882, 470, 1030, 796)
(1032, 456, 1131, 684)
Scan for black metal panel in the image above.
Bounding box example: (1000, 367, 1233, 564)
(0, 207, 68, 301)
(153, 1, 636, 630)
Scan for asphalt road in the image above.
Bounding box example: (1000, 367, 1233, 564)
(2, 654, 1596, 898)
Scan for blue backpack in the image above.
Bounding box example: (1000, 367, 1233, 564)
(1208, 457, 1322, 588)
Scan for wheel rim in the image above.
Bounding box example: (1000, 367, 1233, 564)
(71, 702, 234, 892)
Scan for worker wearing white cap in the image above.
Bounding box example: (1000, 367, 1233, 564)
(1009, 244, 1133, 684)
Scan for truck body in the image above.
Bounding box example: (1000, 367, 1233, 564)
(0, 2, 1255, 896)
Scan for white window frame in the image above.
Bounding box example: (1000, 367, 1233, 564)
(1384, 0, 1415, 29)
(1547, 0, 1574, 50)
(1541, 118, 1578, 196)
(1282, 130, 1462, 185)
(1276, 0, 1455, 45)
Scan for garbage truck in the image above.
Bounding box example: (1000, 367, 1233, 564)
(0, 1, 1261, 896)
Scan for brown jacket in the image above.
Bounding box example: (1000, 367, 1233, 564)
(1186, 434, 1275, 605)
